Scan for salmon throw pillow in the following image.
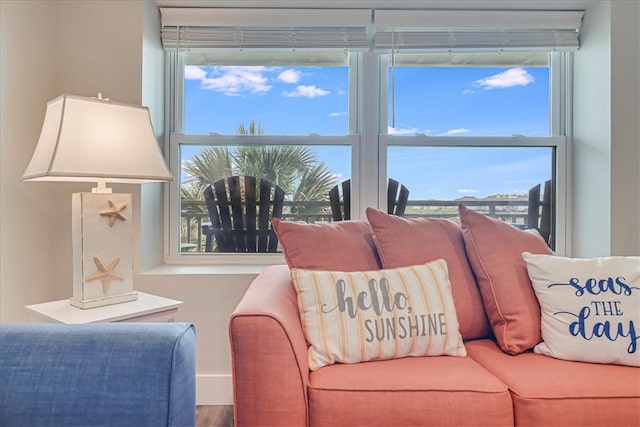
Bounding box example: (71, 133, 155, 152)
(366, 208, 491, 340)
(458, 204, 552, 355)
(272, 218, 381, 272)
(291, 260, 467, 370)
(523, 252, 640, 367)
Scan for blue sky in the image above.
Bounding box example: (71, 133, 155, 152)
(182, 62, 551, 200)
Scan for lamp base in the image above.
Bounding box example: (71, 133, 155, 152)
(70, 291, 138, 309)
(72, 192, 135, 310)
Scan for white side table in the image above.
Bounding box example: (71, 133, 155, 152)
(26, 292, 183, 323)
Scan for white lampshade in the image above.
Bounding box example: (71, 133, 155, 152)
(22, 94, 173, 184)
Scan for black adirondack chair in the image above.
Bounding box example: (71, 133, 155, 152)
(527, 179, 553, 246)
(202, 176, 285, 252)
(329, 178, 409, 221)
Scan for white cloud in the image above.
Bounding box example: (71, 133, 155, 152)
(442, 128, 470, 136)
(458, 188, 478, 195)
(462, 89, 475, 95)
(330, 111, 348, 117)
(277, 69, 302, 84)
(283, 85, 330, 98)
(189, 66, 272, 96)
(474, 67, 535, 90)
(184, 66, 207, 80)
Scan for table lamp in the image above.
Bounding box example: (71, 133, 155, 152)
(22, 93, 173, 309)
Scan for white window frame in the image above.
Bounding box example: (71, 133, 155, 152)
(377, 52, 572, 256)
(162, 9, 578, 264)
(164, 50, 361, 264)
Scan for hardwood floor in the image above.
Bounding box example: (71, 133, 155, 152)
(196, 405, 234, 427)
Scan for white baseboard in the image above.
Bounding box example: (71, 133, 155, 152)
(196, 374, 233, 405)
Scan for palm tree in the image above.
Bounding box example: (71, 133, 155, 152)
(180, 121, 337, 249)
(182, 146, 232, 189)
(179, 181, 207, 247)
(236, 120, 264, 135)
(182, 120, 336, 201)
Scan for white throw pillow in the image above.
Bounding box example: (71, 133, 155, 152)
(523, 252, 640, 367)
(291, 260, 467, 370)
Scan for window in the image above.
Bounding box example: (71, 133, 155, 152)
(382, 52, 563, 250)
(167, 49, 361, 260)
(161, 8, 581, 262)
(179, 53, 354, 248)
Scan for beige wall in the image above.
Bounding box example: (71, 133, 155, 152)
(1, 0, 67, 322)
(573, 0, 640, 257)
(609, 1, 640, 256)
(1, 0, 639, 406)
(0, 0, 252, 404)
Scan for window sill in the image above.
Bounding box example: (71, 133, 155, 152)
(140, 263, 272, 277)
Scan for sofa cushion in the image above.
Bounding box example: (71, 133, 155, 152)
(308, 355, 513, 427)
(466, 339, 640, 427)
(291, 260, 467, 370)
(272, 218, 381, 271)
(522, 252, 640, 367)
(366, 208, 491, 340)
(458, 204, 552, 355)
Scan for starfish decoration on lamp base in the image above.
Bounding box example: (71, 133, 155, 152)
(100, 199, 127, 227)
(84, 255, 125, 294)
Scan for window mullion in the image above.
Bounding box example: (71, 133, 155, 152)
(550, 52, 563, 137)
(378, 54, 389, 212)
(357, 50, 382, 218)
(551, 52, 573, 256)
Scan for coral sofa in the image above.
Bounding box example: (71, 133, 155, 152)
(0, 322, 196, 427)
(229, 207, 640, 427)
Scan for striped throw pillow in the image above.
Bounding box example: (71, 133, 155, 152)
(291, 259, 467, 370)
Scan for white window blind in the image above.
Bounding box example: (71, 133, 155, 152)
(374, 10, 584, 52)
(161, 8, 584, 52)
(160, 8, 371, 51)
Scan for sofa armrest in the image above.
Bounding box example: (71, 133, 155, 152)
(0, 322, 196, 427)
(229, 265, 309, 427)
